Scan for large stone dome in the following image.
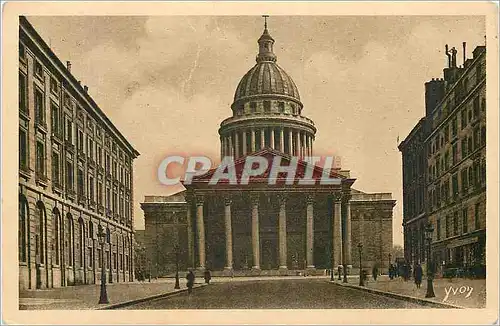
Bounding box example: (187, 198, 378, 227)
(234, 62, 301, 102)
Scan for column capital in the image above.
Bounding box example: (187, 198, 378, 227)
(195, 195, 205, 206)
(331, 191, 342, 202)
(342, 193, 352, 202)
(306, 194, 315, 205)
(224, 196, 232, 206)
(277, 193, 287, 204)
(250, 192, 260, 205)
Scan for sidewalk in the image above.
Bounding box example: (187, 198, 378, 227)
(333, 275, 486, 308)
(19, 279, 204, 310)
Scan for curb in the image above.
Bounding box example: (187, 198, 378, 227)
(329, 281, 463, 309)
(97, 284, 207, 310)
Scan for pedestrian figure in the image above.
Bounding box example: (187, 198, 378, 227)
(372, 265, 379, 281)
(337, 265, 342, 280)
(204, 269, 211, 284)
(186, 270, 195, 294)
(414, 263, 423, 289)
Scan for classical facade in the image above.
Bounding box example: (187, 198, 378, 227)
(141, 22, 395, 277)
(18, 16, 140, 290)
(399, 43, 486, 274)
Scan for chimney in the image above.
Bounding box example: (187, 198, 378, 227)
(66, 60, 71, 72)
(463, 42, 466, 65)
(84, 85, 88, 92)
(445, 44, 451, 68)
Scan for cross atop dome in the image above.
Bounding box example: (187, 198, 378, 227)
(257, 15, 277, 63)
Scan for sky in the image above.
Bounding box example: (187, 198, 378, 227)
(27, 15, 485, 245)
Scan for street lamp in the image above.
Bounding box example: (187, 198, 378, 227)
(358, 243, 364, 286)
(425, 222, 435, 298)
(174, 244, 180, 289)
(97, 225, 109, 304)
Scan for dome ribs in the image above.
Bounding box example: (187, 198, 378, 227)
(262, 63, 272, 93)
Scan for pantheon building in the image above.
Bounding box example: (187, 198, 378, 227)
(141, 22, 395, 276)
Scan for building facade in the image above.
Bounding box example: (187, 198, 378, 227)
(18, 16, 140, 290)
(399, 43, 486, 275)
(141, 22, 395, 277)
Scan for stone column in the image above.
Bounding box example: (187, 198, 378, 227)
(195, 196, 206, 270)
(229, 135, 234, 157)
(186, 198, 194, 268)
(242, 130, 247, 156)
(288, 129, 293, 155)
(343, 193, 352, 267)
(224, 197, 233, 271)
(310, 136, 314, 157)
(279, 128, 284, 153)
(260, 129, 265, 150)
(220, 137, 225, 158)
(251, 128, 256, 153)
(250, 193, 260, 270)
(332, 193, 342, 269)
(234, 132, 240, 159)
(306, 195, 315, 269)
(302, 133, 307, 158)
(295, 131, 300, 156)
(278, 194, 287, 271)
(270, 128, 275, 150)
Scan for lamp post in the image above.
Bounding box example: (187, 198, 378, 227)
(358, 243, 364, 286)
(97, 225, 109, 304)
(425, 222, 435, 298)
(174, 244, 180, 289)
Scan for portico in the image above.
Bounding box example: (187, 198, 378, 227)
(183, 150, 355, 274)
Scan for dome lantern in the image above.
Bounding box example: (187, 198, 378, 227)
(257, 15, 277, 63)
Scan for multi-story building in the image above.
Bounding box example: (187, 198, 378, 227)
(18, 16, 140, 290)
(399, 43, 486, 276)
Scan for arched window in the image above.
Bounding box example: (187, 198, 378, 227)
(36, 202, 46, 264)
(66, 214, 73, 267)
(53, 209, 61, 265)
(19, 196, 28, 262)
(78, 218, 85, 268)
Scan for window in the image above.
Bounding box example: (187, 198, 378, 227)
(250, 102, 257, 113)
(437, 219, 441, 240)
(452, 143, 458, 165)
(263, 101, 271, 112)
(34, 88, 45, 125)
(78, 129, 84, 152)
(462, 208, 468, 233)
(446, 215, 450, 238)
(106, 188, 111, 209)
(444, 126, 449, 142)
(19, 200, 27, 262)
(461, 168, 468, 193)
(278, 102, 285, 113)
(461, 110, 467, 129)
(113, 252, 117, 270)
(481, 126, 486, 146)
(97, 248, 102, 268)
(19, 128, 28, 170)
(51, 103, 60, 136)
(79, 220, 85, 267)
(66, 160, 74, 191)
(474, 203, 480, 230)
(34, 60, 43, 79)
(452, 173, 459, 197)
(113, 161, 117, 179)
(19, 72, 27, 113)
(473, 97, 480, 119)
(36, 141, 45, 177)
(476, 64, 482, 83)
(461, 138, 468, 159)
(77, 168, 84, 198)
(468, 137, 473, 153)
(453, 212, 458, 236)
(65, 216, 73, 266)
(452, 116, 458, 137)
(97, 146, 102, 166)
(50, 77, 59, 95)
(52, 151, 60, 186)
(19, 43, 26, 61)
(89, 221, 94, 239)
(54, 213, 60, 265)
(97, 182, 103, 206)
(89, 176, 94, 202)
(113, 192, 117, 213)
(64, 92, 72, 108)
(474, 127, 480, 150)
(65, 116, 73, 143)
